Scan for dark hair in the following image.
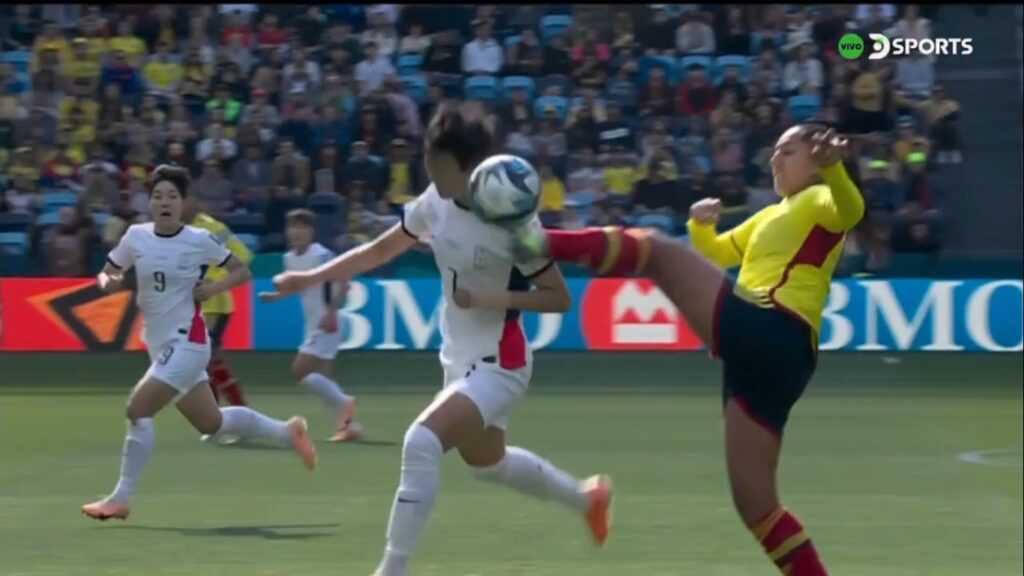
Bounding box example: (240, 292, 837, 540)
(286, 208, 316, 228)
(424, 101, 496, 171)
(149, 164, 190, 197)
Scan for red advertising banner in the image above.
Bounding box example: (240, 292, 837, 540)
(580, 278, 703, 351)
(0, 278, 252, 351)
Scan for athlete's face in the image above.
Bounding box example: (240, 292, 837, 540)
(285, 223, 314, 250)
(770, 126, 818, 197)
(424, 148, 468, 201)
(150, 181, 185, 228)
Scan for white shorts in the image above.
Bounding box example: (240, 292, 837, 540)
(144, 341, 211, 394)
(298, 329, 343, 360)
(435, 359, 532, 430)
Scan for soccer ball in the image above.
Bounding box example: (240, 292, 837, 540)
(468, 154, 541, 226)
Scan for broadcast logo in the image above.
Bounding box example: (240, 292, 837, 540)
(838, 33, 973, 60)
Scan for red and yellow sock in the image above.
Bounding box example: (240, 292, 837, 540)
(547, 227, 653, 277)
(752, 507, 828, 576)
(209, 359, 248, 407)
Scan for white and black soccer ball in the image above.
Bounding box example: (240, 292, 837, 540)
(468, 154, 541, 227)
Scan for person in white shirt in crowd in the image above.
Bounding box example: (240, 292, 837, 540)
(196, 122, 239, 162)
(461, 21, 504, 76)
(355, 41, 398, 96)
(896, 4, 931, 41)
(282, 47, 323, 94)
(82, 165, 317, 522)
(783, 41, 824, 96)
(269, 103, 613, 576)
(362, 8, 399, 59)
(895, 52, 935, 99)
(676, 12, 716, 54)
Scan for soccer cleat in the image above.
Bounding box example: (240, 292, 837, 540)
(512, 222, 550, 261)
(582, 474, 614, 547)
(200, 433, 242, 446)
(286, 416, 318, 471)
(329, 421, 364, 443)
(82, 499, 130, 521)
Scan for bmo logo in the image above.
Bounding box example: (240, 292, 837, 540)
(580, 279, 702, 351)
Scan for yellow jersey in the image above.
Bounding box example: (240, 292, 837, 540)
(539, 176, 566, 212)
(687, 163, 864, 337)
(191, 213, 253, 315)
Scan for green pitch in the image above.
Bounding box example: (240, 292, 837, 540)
(1, 352, 1021, 576)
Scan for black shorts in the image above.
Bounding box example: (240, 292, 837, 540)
(207, 314, 231, 349)
(712, 279, 817, 437)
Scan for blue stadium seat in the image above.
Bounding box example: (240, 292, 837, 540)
(40, 191, 78, 212)
(221, 213, 265, 235)
(503, 35, 521, 49)
(501, 75, 536, 99)
(533, 95, 569, 120)
(0, 231, 29, 255)
(3, 51, 31, 74)
(400, 74, 428, 103)
(635, 213, 676, 235)
(539, 15, 573, 41)
(436, 73, 464, 97)
(787, 94, 822, 122)
(464, 75, 500, 102)
(639, 55, 679, 85)
(36, 211, 62, 227)
(0, 212, 32, 233)
(679, 55, 713, 74)
(236, 233, 260, 254)
(537, 74, 571, 96)
(714, 55, 751, 83)
(397, 53, 424, 76)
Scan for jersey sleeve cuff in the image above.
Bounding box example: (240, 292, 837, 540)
(400, 213, 419, 240)
(106, 256, 123, 269)
(217, 254, 233, 267)
(523, 259, 554, 280)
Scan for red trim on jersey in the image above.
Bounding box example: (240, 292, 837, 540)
(498, 318, 527, 370)
(187, 301, 208, 344)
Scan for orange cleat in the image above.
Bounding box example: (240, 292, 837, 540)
(286, 416, 318, 471)
(82, 499, 130, 521)
(582, 474, 614, 547)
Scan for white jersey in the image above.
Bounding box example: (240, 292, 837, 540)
(107, 223, 232, 350)
(402, 184, 552, 370)
(283, 242, 337, 336)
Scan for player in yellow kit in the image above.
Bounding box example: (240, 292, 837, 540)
(187, 206, 254, 407)
(516, 126, 864, 576)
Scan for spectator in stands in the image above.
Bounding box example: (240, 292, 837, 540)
(711, 91, 741, 131)
(207, 84, 243, 127)
(537, 160, 567, 215)
(567, 148, 606, 202)
(232, 144, 272, 202)
(573, 52, 608, 91)
(716, 6, 752, 55)
(41, 143, 79, 189)
(638, 67, 674, 118)
(676, 11, 717, 54)
(278, 102, 316, 158)
(893, 151, 943, 253)
(783, 41, 823, 96)
(324, 22, 361, 64)
(461, 21, 503, 76)
(603, 147, 640, 199)
(65, 38, 101, 95)
(717, 65, 750, 106)
(712, 125, 745, 175)
(596, 102, 635, 152)
(362, 8, 400, 59)
(385, 138, 419, 206)
(312, 141, 342, 195)
(142, 42, 183, 97)
(894, 52, 934, 99)
(896, 4, 931, 41)
(313, 104, 351, 153)
(221, 10, 254, 49)
(862, 158, 900, 237)
(784, 7, 815, 52)
(110, 19, 146, 67)
(607, 61, 640, 115)
(240, 88, 281, 141)
(283, 47, 322, 94)
(101, 189, 142, 250)
(343, 140, 384, 197)
(422, 29, 462, 76)
(270, 138, 311, 196)
(634, 157, 680, 214)
(32, 21, 70, 74)
(916, 85, 962, 164)
(196, 122, 238, 162)
(533, 110, 568, 166)
(893, 116, 931, 166)
(678, 64, 717, 118)
(566, 106, 600, 154)
(642, 5, 677, 54)
(611, 10, 635, 50)
(399, 24, 432, 56)
(844, 60, 894, 133)
(101, 49, 142, 97)
(572, 29, 612, 64)
(383, 77, 422, 139)
(506, 27, 544, 77)
(257, 13, 289, 51)
(6, 5, 36, 50)
(44, 205, 91, 277)
(677, 138, 712, 177)
(497, 86, 534, 134)
(856, 4, 895, 36)
(542, 27, 573, 76)
(195, 158, 234, 215)
(506, 122, 537, 160)
(355, 41, 397, 97)
(641, 119, 676, 163)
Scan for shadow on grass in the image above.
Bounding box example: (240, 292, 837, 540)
(103, 523, 339, 540)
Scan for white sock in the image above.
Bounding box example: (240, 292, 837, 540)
(300, 372, 350, 409)
(375, 424, 443, 576)
(472, 446, 589, 513)
(218, 406, 291, 446)
(110, 418, 155, 503)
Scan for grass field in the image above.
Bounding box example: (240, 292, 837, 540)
(1, 352, 1021, 576)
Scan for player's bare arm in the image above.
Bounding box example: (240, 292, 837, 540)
(97, 261, 125, 293)
(272, 224, 418, 296)
(194, 255, 252, 302)
(452, 263, 572, 313)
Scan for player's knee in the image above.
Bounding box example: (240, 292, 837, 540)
(125, 399, 154, 422)
(194, 412, 223, 436)
(290, 363, 310, 382)
(727, 470, 779, 527)
(402, 424, 443, 465)
(469, 457, 507, 483)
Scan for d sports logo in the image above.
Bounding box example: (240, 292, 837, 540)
(838, 33, 973, 60)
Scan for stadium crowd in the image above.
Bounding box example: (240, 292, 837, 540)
(0, 4, 964, 277)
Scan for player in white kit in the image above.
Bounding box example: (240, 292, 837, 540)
(269, 104, 613, 576)
(258, 209, 363, 442)
(82, 165, 318, 522)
